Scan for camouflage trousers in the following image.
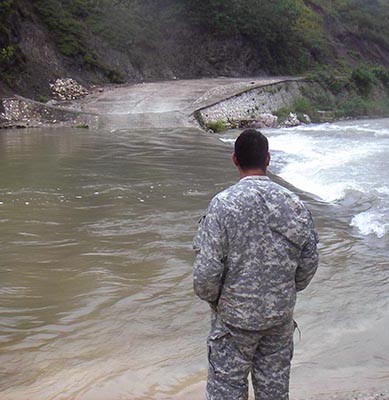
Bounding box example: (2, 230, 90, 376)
(206, 313, 295, 400)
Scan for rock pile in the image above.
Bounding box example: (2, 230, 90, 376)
(283, 112, 300, 127)
(50, 78, 89, 101)
(281, 112, 312, 127)
(249, 113, 278, 129)
(0, 97, 98, 129)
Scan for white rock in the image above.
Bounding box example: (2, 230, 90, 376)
(284, 112, 301, 127)
(249, 113, 278, 129)
(50, 78, 89, 101)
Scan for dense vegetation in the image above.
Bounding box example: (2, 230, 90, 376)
(181, 0, 324, 72)
(0, 0, 25, 86)
(31, 0, 389, 70)
(24, 0, 326, 73)
(1, 0, 389, 101)
(274, 64, 389, 123)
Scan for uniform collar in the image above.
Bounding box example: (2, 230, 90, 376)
(240, 175, 269, 182)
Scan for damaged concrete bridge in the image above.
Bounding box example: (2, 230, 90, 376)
(1, 77, 307, 130)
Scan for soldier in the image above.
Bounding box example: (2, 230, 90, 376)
(193, 129, 319, 400)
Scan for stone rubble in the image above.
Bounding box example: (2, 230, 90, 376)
(280, 112, 313, 127)
(0, 97, 98, 129)
(50, 78, 89, 101)
(283, 112, 301, 127)
(249, 113, 278, 129)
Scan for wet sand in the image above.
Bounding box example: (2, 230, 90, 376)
(175, 382, 389, 400)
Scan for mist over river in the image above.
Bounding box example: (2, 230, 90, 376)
(0, 119, 389, 399)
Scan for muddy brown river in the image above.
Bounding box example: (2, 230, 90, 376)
(0, 121, 388, 399)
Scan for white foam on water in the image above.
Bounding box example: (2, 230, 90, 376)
(218, 120, 389, 237)
(377, 186, 389, 195)
(268, 133, 373, 202)
(351, 211, 388, 238)
(374, 129, 389, 137)
(218, 138, 235, 144)
(267, 120, 389, 238)
(285, 119, 389, 137)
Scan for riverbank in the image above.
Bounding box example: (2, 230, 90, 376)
(1, 76, 301, 130)
(195, 66, 389, 132)
(194, 78, 313, 131)
(0, 95, 100, 130)
(2, 69, 388, 132)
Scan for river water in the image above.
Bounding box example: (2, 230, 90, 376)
(0, 119, 388, 400)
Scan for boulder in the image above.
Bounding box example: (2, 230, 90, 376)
(249, 113, 278, 129)
(283, 112, 301, 127)
(302, 113, 312, 123)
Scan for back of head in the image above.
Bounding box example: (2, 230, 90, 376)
(234, 129, 269, 171)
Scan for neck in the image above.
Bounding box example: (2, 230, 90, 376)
(239, 168, 266, 179)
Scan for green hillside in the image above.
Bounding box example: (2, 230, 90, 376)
(1, 0, 389, 98)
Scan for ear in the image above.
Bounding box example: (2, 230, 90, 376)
(232, 152, 239, 167)
(265, 152, 270, 167)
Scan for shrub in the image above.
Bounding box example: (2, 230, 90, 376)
(206, 120, 227, 133)
(104, 68, 125, 84)
(371, 66, 389, 90)
(307, 68, 351, 94)
(0, 44, 25, 86)
(293, 97, 314, 114)
(338, 97, 368, 117)
(37, 95, 49, 103)
(351, 65, 376, 96)
(373, 96, 389, 115)
(57, 34, 81, 56)
(274, 107, 290, 121)
(34, 0, 85, 57)
(74, 123, 89, 128)
(0, 45, 16, 64)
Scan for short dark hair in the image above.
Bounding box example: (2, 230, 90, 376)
(234, 129, 269, 170)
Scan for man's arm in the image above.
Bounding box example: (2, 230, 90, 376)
(193, 198, 227, 307)
(295, 212, 319, 292)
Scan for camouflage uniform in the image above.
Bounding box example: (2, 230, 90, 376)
(193, 176, 319, 400)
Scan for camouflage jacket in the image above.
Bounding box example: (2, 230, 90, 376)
(193, 175, 319, 331)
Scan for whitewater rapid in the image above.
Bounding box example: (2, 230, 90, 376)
(221, 118, 389, 239)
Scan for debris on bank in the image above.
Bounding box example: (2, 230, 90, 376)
(279, 112, 312, 128)
(0, 96, 98, 129)
(50, 78, 89, 101)
(0, 76, 103, 129)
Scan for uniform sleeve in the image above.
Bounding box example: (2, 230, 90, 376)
(193, 198, 228, 306)
(295, 211, 319, 292)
